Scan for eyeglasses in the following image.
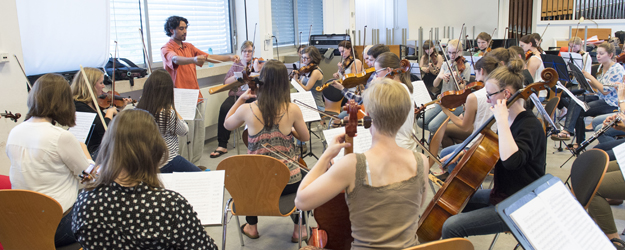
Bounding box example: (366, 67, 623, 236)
(375, 68, 388, 74)
(301, 56, 310, 60)
(242, 50, 254, 54)
(486, 88, 506, 99)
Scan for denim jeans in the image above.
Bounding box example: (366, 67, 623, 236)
(440, 144, 462, 173)
(592, 113, 625, 143)
(441, 189, 509, 239)
(55, 208, 76, 247)
(417, 104, 464, 132)
(160, 155, 202, 173)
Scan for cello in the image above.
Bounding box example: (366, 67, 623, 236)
(416, 68, 558, 242)
(310, 100, 370, 250)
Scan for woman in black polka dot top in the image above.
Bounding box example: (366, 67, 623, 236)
(71, 109, 218, 250)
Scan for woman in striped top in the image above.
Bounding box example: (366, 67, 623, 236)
(136, 69, 201, 173)
(224, 59, 310, 242)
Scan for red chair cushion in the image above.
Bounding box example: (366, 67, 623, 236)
(0, 175, 11, 190)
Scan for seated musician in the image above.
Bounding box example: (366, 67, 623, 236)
(362, 45, 373, 68)
(333, 40, 363, 79)
(211, 41, 261, 158)
(375, 52, 416, 151)
(292, 46, 325, 111)
(592, 83, 625, 144)
(224, 60, 310, 242)
(436, 56, 500, 180)
(519, 34, 545, 83)
(553, 42, 624, 147)
(586, 112, 625, 249)
(7, 74, 93, 247)
(507, 46, 536, 87)
(420, 40, 444, 99)
(474, 32, 492, 56)
(295, 78, 429, 250)
(441, 58, 546, 239)
(417, 39, 470, 133)
(71, 67, 132, 157)
(135, 69, 201, 173)
(72, 110, 218, 249)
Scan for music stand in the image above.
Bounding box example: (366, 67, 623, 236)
(540, 54, 571, 83)
(564, 56, 596, 94)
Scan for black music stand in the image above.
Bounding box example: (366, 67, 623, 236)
(300, 122, 319, 160)
(540, 54, 571, 83)
(566, 57, 596, 94)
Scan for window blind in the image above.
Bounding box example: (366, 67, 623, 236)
(297, 0, 323, 43)
(271, 0, 295, 46)
(110, 0, 146, 65)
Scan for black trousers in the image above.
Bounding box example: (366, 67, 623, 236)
(217, 96, 255, 148)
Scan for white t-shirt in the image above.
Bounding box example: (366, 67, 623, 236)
(7, 121, 92, 212)
(396, 84, 416, 151)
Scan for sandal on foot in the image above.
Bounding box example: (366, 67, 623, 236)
(551, 131, 571, 140)
(240, 223, 259, 239)
(209, 150, 228, 158)
(611, 238, 625, 250)
(291, 234, 309, 243)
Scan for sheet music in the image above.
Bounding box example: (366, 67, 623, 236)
(463, 56, 481, 75)
(291, 93, 321, 122)
(556, 82, 589, 111)
(614, 142, 625, 182)
(174, 88, 199, 120)
(68, 112, 97, 143)
(322, 126, 372, 162)
(510, 181, 615, 250)
(530, 93, 557, 130)
(158, 171, 226, 225)
(411, 81, 435, 111)
(290, 78, 307, 93)
(560, 52, 585, 71)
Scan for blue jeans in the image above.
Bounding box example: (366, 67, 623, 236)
(441, 189, 509, 239)
(55, 208, 76, 247)
(417, 104, 464, 132)
(441, 144, 462, 173)
(592, 113, 625, 143)
(160, 155, 202, 173)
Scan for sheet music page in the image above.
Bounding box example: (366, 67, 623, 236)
(614, 142, 625, 181)
(510, 181, 615, 250)
(556, 82, 589, 111)
(174, 88, 199, 120)
(291, 93, 321, 122)
(68, 112, 97, 143)
(411, 81, 435, 111)
(560, 52, 584, 70)
(323, 126, 372, 162)
(158, 171, 226, 225)
(290, 78, 307, 93)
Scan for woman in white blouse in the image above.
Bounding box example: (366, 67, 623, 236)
(6, 73, 93, 247)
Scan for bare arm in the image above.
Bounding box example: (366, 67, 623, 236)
(224, 90, 256, 130)
(290, 104, 310, 141)
(526, 57, 541, 79)
(300, 70, 323, 91)
(583, 70, 607, 94)
(441, 93, 478, 131)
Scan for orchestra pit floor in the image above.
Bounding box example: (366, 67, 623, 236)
(57, 122, 625, 250)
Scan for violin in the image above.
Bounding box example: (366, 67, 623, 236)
(246, 57, 265, 74)
(417, 68, 558, 242)
(1, 111, 21, 122)
(97, 91, 137, 109)
(316, 67, 375, 92)
(339, 55, 354, 75)
(415, 81, 485, 114)
(525, 50, 534, 61)
(79, 164, 99, 184)
(386, 59, 412, 79)
(616, 52, 625, 64)
(454, 56, 467, 76)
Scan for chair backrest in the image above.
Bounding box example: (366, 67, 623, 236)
(570, 149, 610, 209)
(403, 237, 474, 250)
(0, 175, 10, 190)
(0, 190, 63, 250)
(544, 96, 560, 122)
(242, 129, 249, 148)
(217, 154, 291, 216)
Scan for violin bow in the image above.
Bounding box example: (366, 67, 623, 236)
(13, 54, 33, 90)
(261, 143, 309, 172)
(487, 28, 497, 51)
(503, 27, 509, 48)
(111, 41, 118, 109)
(411, 133, 442, 166)
(139, 28, 152, 74)
(437, 41, 461, 91)
(80, 65, 108, 131)
(293, 99, 340, 120)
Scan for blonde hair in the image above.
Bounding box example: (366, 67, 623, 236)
(447, 39, 463, 51)
(362, 78, 411, 137)
(568, 37, 586, 54)
(485, 58, 525, 92)
(71, 67, 104, 104)
(88, 109, 168, 190)
(598, 41, 616, 59)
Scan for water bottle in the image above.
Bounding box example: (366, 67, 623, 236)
(208, 48, 214, 67)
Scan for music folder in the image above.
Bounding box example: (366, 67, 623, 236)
(496, 174, 614, 250)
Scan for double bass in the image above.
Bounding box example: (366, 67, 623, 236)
(310, 100, 370, 250)
(416, 68, 558, 242)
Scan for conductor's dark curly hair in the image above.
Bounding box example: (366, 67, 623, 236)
(164, 16, 188, 37)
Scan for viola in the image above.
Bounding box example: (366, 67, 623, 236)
(1, 111, 21, 122)
(316, 67, 375, 92)
(416, 68, 558, 242)
(97, 91, 137, 109)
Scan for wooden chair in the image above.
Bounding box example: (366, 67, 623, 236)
(217, 155, 304, 250)
(0, 190, 63, 250)
(403, 238, 474, 250)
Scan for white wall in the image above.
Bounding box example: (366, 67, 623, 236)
(323, 0, 352, 36)
(0, 0, 28, 175)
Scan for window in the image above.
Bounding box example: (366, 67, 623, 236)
(271, 0, 323, 47)
(109, 0, 233, 66)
